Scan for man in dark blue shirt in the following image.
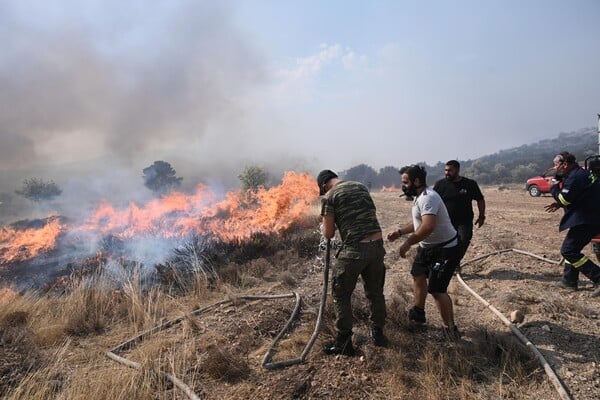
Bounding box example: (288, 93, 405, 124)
(545, 151, 600, 296)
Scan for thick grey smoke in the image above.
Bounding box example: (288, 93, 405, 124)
(0, 1, 266, 171)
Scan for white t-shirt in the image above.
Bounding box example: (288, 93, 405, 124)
(412, 188, 458, 248)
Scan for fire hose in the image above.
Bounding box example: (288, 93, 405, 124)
(106, 244, 573, 399)
(106, 239, 332, 399)
(262, 237, 331, 369)
(457, 248, 572, 400)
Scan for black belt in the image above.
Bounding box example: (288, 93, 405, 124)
(424, 233, 459, 249)
(358, 238, 383, 245)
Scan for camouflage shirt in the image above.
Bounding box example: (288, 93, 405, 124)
(320, 181, 382, 246)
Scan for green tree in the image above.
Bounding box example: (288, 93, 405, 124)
(238, 165, 268, 191)
(428, 161, 446, 183)
(377, 166, 400, 188)
(342, 164, 378, 189)
(511, 163, 538, 182)
(493, 163, 510, 183)
(142, 161, 183, 195)
(15, 178, 62, 202)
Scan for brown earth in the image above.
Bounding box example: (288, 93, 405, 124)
(1, 185, 599, 399)
(376, 186, 600, 400)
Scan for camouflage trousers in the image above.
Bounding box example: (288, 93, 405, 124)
(332, 239, 386, 336)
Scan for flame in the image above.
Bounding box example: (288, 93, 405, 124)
(79, 184, 216, 239)
(79, 171, 317, 241)
(201, 172, 318, 240)
(0, 172, 319, 265)
(380, 184, 400, 192)
(0, 216, 63, 264)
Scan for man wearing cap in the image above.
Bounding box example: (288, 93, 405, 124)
(317, 169, 387, 356)
(544, 151, 600, 296)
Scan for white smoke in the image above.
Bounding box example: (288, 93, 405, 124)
(0, 1, 268, 176)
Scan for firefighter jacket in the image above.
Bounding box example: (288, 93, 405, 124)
(551, 164, 600, 231)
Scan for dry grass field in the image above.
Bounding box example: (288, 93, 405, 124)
(1, 185, 599, 399)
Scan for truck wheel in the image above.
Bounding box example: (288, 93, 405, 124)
(528, 185, 541, 197)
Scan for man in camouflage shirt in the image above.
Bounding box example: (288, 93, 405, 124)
(317, 169, 387, 356)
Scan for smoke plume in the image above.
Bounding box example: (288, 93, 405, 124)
(0, 1, 266, 171)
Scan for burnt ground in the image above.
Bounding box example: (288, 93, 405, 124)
(1, 185, 599, 399)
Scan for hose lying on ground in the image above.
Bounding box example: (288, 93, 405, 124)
(106, 239, 332, 399)
(107, 244, 572, 398)
(457, 248, 571, 400)
(262, 238, 331, 369)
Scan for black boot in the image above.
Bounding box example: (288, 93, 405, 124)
(408, 306, 426, 324)
(558, 279, 578, 291)
(442, 325, 461, 341)
(323, 333, 355, 356)
(370, 327, 388, 347)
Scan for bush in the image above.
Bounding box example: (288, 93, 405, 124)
(15, 178, 62, 202)
(142, 161, 183, 195)
(238, 165, 268, 191)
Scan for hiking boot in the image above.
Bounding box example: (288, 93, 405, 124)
(558, 280, 578, 291)
(323, 334, 355, 356)
(370, 327, 388, 347)
(592, 284, 600, 298)
(443, 325, 461, 341)
(408, 306, 426, 325)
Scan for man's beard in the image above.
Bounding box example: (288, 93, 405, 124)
(402, 184, 418, 197)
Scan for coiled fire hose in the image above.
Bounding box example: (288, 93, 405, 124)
(457, 248, 572, 400)
(106, 239, 332, 399)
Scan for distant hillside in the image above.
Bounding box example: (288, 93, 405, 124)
(341, 127, 599, 187)
(459, 127, 598, 184)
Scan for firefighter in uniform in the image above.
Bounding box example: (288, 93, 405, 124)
(544, 151, 600, 296)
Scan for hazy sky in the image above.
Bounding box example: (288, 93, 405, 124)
(2, 0, 600, 181)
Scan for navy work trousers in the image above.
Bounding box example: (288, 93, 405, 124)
(561, 224, 600, 286)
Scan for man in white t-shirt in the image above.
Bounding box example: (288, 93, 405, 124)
(387, 165, 461, 338)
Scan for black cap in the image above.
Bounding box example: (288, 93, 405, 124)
(317, 169, 338, 195)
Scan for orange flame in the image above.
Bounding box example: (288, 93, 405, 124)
(0, 216, 63, 264)
(0, 172, 319, 264)
(380, 184, 400, 192)
(79, 184, 216, 239)
(198, 172, 319, 240)
(85, 171, 318, 241)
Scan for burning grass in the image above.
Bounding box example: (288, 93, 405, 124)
(0, 216, 64, 265)
(0, 172, 320, 295)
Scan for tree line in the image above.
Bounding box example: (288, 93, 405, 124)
(341, 128, 598, 187)
(9, 127, 599, 204)
(12, 161, 272, 204)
